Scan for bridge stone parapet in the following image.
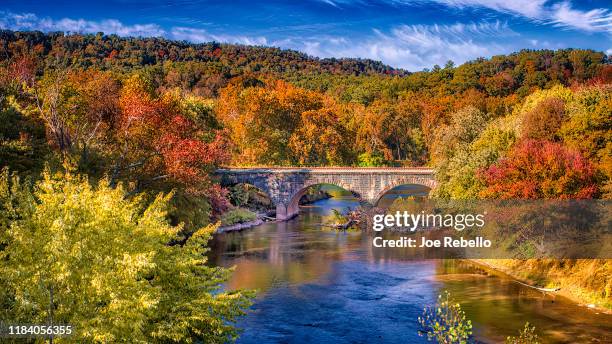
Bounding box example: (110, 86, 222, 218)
(216, 167, 436, 220)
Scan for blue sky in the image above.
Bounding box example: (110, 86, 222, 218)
(1, 0, 611, 70)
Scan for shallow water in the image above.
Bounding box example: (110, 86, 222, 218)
(209, 194, 611, 343)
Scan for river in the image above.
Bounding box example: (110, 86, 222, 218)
(209, 189, 611, 343)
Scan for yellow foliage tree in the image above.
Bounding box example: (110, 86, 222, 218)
(0, 168, 253, 343)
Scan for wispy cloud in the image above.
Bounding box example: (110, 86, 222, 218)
(0, 11, 166, 36)
(170, 27, 267, 45)
(283, 20, 515, 70)
(0, 11, 269, 46)
(424, 0, 612, 33)
(428, 0, 548, 19)
(321, 1, 612, 33)
(549, 1, 612, 32)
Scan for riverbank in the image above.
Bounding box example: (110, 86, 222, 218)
(216, 210, 276, 233)
(216, 218, 264, 233)
(471, 259, 612, 314)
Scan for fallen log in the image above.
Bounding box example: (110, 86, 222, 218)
(514, 280, 561, 292)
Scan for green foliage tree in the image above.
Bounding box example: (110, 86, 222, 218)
(432, 106, 498, 199)
(0, 168, 253, 343)
(357, 152, 386, 167)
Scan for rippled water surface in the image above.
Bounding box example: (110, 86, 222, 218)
(209, 192, 611, 343)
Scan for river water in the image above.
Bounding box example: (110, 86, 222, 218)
(209, 191, 611, 343)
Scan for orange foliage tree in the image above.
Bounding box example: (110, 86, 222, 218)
(289, 106, 353, 166)
(216, 78, 323, 165)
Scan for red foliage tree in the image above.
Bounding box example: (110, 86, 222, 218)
(479, 139, 598, 199)
(113, 76, 229, 196)
(8, 55, 37, 87)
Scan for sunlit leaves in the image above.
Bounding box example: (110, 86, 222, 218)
(0, 168, 253, 343)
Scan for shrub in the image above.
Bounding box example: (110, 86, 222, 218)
(221, 207, 257, 225)
(506, 322, 541, 344)
(358, 152, 386, 167)
(418, 291, 473, 343)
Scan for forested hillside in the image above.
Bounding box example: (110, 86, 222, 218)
(0, 30, 610, 223)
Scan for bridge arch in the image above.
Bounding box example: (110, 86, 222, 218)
(225, 182, 275, 211)
(372, 175, 436, 206)
(216, 167, 436, 220)
(374, 183, 432, 208)
(284, 182, 363, 219)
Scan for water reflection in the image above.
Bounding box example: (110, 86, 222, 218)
(208, 195, 612, 343)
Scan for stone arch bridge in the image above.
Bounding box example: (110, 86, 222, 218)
(216, 167, 436, 220)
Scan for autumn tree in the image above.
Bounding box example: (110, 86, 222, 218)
(216, 78, 322, 165)
(521, 97, 566, 141)
(0, 168, 253, 343)
(111, 75, 229, 196)
(66, 70, 120, 166)
(479, 140, 598, 199)
(289, 106, 353, 165)
(28, 70, 82, 151)
(560, 85, 612, 198)
(433, 124, 515, 199)
(356, 100, 395, 162)
(431, 106, 490, 163)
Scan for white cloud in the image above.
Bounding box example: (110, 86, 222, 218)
(170, 27, 267, 46)
(338, 0, 611, 33)
(286, 21, 515, 70)
(168, 27, 212, 42)
(0, 12, 269, 46)
(430, 0, 547, 19)
(429, 0, 612, 33)
(549, 1, 612, 32)
(0, 11, 165, 36)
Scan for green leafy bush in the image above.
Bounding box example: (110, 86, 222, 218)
(221, 207, 257, 225)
